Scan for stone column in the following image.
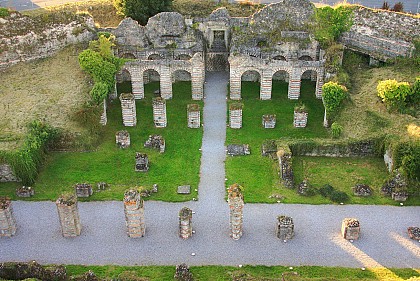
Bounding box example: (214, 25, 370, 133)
(187, 104, 200, 128)
(0, 197, 17, 237)
(160, 66, 172, 99)
(131, 72, 144, 100)
(315, 69, 324, 99)
(288, 68, 301, 100)
(341, 218, 360, 240)
(228, 183, 244, 240)
(56, 193, 82, 237)
(192, 53, 205, 100)
(260, 70, 272, 100)
(229, 103, 243, 129)
(179, 207, 193, 240)
(230, 69, 241, 100)
(99, 99, 107, 126)
(124, 189, 145, 238)
(277, 147, 294, 188)
(120, 93, 137, 127)
(153, 97, 167, 128)
(276, 215, 294, 240)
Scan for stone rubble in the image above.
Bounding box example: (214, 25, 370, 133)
(179, 207, 193, 240)
(226, 144, 250, 156)
(135, 153, 149, 172)
(116, 130, 130, 148)
(407, 227, 420, 241)
(0, 197, 17, 237)
(174, 263, 193, 281)
(15, 186, 34, 198)
(353, 184, 372, 197)
(341, 218, 360, 240)
(144, 135, 165, 153)
(262, 114, 276, 129)
(75, 183, 93, 198)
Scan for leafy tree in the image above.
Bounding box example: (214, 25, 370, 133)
(381, 1, 390, 10)
(377, 79, 411, 110)
(313, 6, 353, 48)
(114, 0, 173, 25)
(392, 2, 404, 12)
(322, 82, 348, 120)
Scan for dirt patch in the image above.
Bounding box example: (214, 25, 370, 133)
(0, 45, 91, 151)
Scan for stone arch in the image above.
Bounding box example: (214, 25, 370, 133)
(241, 69, 261, 98)
(148, 53, 164, 60)
(298, 55, 313, 61)
(121, 53, 136, 59)
(143, 68, 161, 96)
(272, 69, 290, 82)
(171, 69, 192, 98)
(176, 54, 192, 60)
(300, 67, 323, 99)
(273, 55, 287, 61)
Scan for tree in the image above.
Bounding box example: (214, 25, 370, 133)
(392, 2, 404, 12)
(377, 79, 411, 109)
(114, 0, 173, 25)
(322, 82, 348, 120)
(381, 1, 390, 10)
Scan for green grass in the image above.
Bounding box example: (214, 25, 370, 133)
(62, 264, 419, 280)
(225, 80, 328, 203)
(0, 82, 203, 202)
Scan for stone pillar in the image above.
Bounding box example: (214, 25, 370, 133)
(131, 72, 144, 100)
(288, 68, 301, 100)
(187, 104, 200, 128)
(192, 53, 205, 100)
(277, 147, 294, 188)
(116, 130, 130, 148)
(99, 99, 107, 126)
(228, 183, 244, 240)
(276, 215, 294, 240)
(153, 97, 167, 128)
(120, 93, 137, 127)
(160, 66, 172, 99)
(123, 189, 145, 238)
(315, 70, 324, 99)
(260, 70, 272, 100)
(56, 193, 82, 237)
(179, 207, 193, 240)
(229, 103, 243, 129)
(0, 197, 17, 237)
(230, 69, 241, 100)
(341, 218, 360, 240)
(293, 111, 308, 128)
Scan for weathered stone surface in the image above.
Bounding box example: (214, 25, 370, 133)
(261, 140, 277, 157)
(228, 183, 244, 240)
(56, 193, 82, 237)
(135, 153, 149, 172)
(187, 104, 200, 128)
(353, 184, 372, 197)
(153, 98, 167, 128)
(144, 135, 165, 153)
(262, 115, 276, 129)
(114, 18, 149, 48)
(0, 261, 67, 281)
(116, 130, 130, 148)
(146, 12, 186, 48)
(277, 147, 294, 188)
(276, 215, 294, 240)
(16, 186, 34, 198)
(120, 93, 137, 127)
(381, 172, 407, 197)
(0, 197, 17, 237)
(294, 111, 308, 128)
(75, 183, 93, 198)
(229, 103, 243, 129)
(0, 164, 18, 182)
(297, 180, 314, 196)
(341, 218, 360, 240)
(179, 207, 193, 240)
(407, 227, 420, 241)
(227, 144, 250, 156)
(177, 185, 191, 194)
(174, 263, 193, 281)
(123, 189, 145, 238)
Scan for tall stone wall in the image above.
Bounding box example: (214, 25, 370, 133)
(0, 11, 96, 69)
(0, 164, 18, 182)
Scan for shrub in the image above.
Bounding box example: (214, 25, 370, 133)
(319, 184, 334, 197)
(0, 7, 10, 17)
(377, 79, 411, 110)
(381, 1, 390, 10)
(113, 0, 172, 25)
(330, 190, 349, 203)
(392, 2, 404, 12)
(392, 141, 420, 181)
(407, 77, 420, 106)
(90, 82, 109, 104)
(322, 82, 348, 121)
(331, 122, 343, 138)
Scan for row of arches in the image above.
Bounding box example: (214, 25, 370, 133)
(272, 55, 314, 62)
(120, 52, 192, 61)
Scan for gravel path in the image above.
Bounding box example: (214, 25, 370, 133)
(1, 72, 419, 268)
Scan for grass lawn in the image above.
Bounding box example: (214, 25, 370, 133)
(0, 82, 203, 202)
(225, 80, 328, 203)
(63, 264, 420, 280)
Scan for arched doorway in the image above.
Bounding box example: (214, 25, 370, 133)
(172, 70, 192, 99)
(301, 69, 318, 98)
(241, 70, 261, 99)
(273, 55, 287, 61)
(143, 69, 160, 97)
(298, 55, 313, 61)
(176, 54, 192, 60)
(272, 70, 289, 99)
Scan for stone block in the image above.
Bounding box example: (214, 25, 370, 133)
(276, 215, 294, 240)
(262, 115, 276, 128)
(228, 183, 244, 240)
(229, 103, 243, 129)
(135, 153, 149, 172)
(293, 111, 308, 128)
(177, 185, 191, 194)
(179, 207, 193, 240)
(187, 104, 200, 128)
(341, 218, 360, 240)
(392, 191, 408, 202)
(353, 184, 372, 197)
(120, 93, 137, 127)
(144, 135, 165, 153)
(153, 97, 167, 128)
(407, 227, 420, 241)
(56, 194, 82, 237)
(116, 130, 130, 148)
(75, 183, 93, 198)
(16, 186, 34, 198)
(0, 197, 17, 237)
(227, 144, 250, 156)
(124, 189, 145, 238)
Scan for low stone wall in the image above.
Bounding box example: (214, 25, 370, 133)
(0, 11, 96, 69)
(0, 164, 18, 182)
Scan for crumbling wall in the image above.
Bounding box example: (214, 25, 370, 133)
(0, 164, 18, 182)
(0, 11, 96, 69)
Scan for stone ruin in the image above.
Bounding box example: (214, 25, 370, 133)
(276, 215, 294, 241)
(262, 115, 276, 129)
(123, 189, 145, 238)
(228, 183, 244, 240)
(353, 184, 372, 197)
(16, 186, 34, 198)
(135, 153, 149, 172)
(0, 197, 17, 237)
(153, 97, 167, 128)
(0, 261, 67, 281)
(116, 130, 130, 148)
(75, 183, 93, 198)
(56, 193, 82, 237)
(144, 135, 165, 153)
(120, 93, 137, 127)
(407, 227, 420, 241)
(261, 140, 277, 157)
(297, 180, 313, 196)
(177, 185, 191, 195)
(293, 108, 308, 128)
(187, 104, 200, 128)
(179, 207, 193, 240)
(341, 218, 360, 240)
(0, 164, 18, 183)
(174, 263, 193, 281)
(277, 146, 294, 188)
(381, 172, 408, 202)
(226, 144, 250, 156)
(229, 103, 243, 129)
(96, 182, 108, 191)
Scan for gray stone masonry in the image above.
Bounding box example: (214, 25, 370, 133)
(179, 207, 193, 240)
(116, 130, 130, 149)
(0, 197, 17, 237)
(120, 93, 137, 127)
(262, 115, 276, 128)
(228, 184, 244, 240)
(407, 227, 420, 241)
(0, 164, 18, 182)
(99, 99, 107, 126)
(153, 97, 167, 128)
(277, 148, 294, 188)
(56, 194, 82, 237)
(294, 111, 308, 128)
(229, 103, 243, 129)
(187, 104, 200, 128)
(16, 186, 34, 198)
(123, 189, 145, 238)
(341, 218, 360, 240)
(75, 183, 93, 198)
(144, 135, 165, 153)
(135, 153, 149, 172)
(276, 215, 294, 241)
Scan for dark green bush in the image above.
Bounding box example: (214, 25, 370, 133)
(319, 184, 335, 197)
(330, 190, 349, 203)
(322, 82, 348, 121)
(0, 7, 10, 17)
(113, 0, 172, 25)
(331, 122, 343, 138)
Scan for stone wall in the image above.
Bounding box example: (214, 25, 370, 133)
(0, 11, 96, 69)
(0, 198, 17, 237)
(56, 194, 82, 237)
(0, 164, 18, 182)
